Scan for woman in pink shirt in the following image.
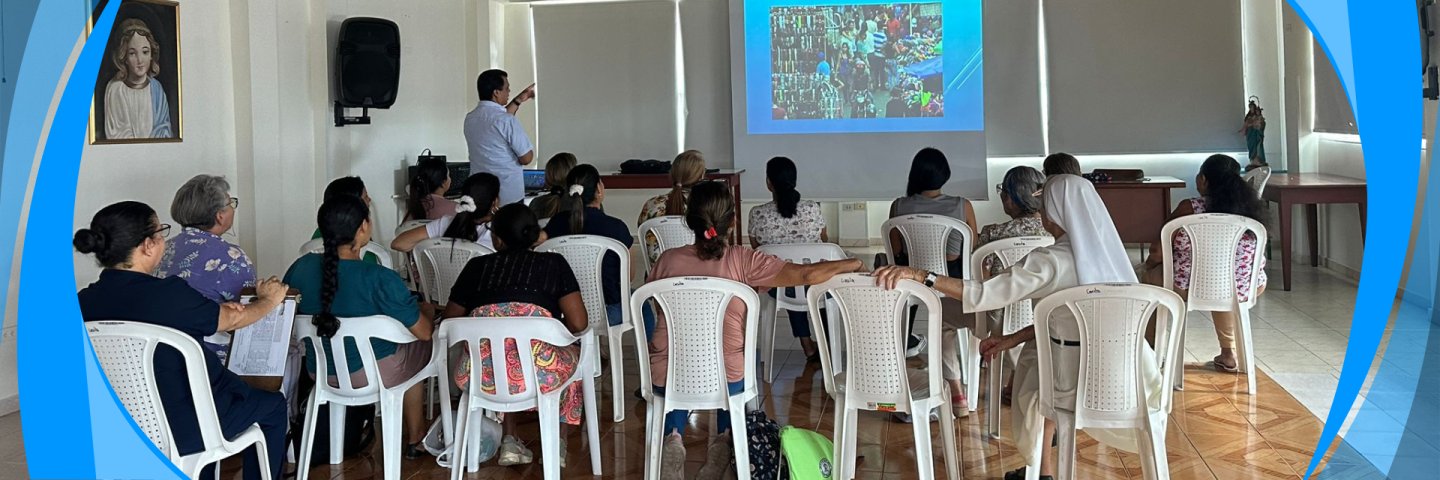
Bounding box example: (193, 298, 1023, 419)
(647, 181, 864, 480)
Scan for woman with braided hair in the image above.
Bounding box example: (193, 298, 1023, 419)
(284, 195, 436, 458)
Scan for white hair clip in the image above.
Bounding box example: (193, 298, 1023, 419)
(569, 185, 586, 196)
(455, 195, 477, 213)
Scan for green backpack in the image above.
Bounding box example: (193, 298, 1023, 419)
(779, 426, 835, 480)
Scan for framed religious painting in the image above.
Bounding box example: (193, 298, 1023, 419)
(89, 0, 183, 144)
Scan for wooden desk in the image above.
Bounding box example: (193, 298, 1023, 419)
(601, 169, 746, 243)
(1093, 176, 1187, 243)
(1262, 173, 1367, 291)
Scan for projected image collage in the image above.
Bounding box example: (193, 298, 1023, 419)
(770, 3, 943, 120)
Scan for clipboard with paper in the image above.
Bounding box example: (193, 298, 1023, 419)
(227, 292, 300, 377)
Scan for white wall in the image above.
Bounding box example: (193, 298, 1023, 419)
(73, 0, 242, 287)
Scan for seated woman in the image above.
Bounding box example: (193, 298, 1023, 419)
(76, 201, 289, 480)
(976, 165, 1051, 403)
(747, 156, 828, 362)
(877, 175, 1163, 480)
(1138, 154, 1267, 372)
(649, 182, 863, 480)
(528, 152, 577, 220)
(886, 147, 977, 412)
(1042, 152, 1082, 177)
(637, 150, 706, 266)
(542, 164, 635, 328)
(156, 174, 256, 360)
(443, 203, 589, 467)
(284, 195, 435, 458)
(392, 173, 503, 252)
(404, 158, 456, 221)
(313, 176, 382, 264)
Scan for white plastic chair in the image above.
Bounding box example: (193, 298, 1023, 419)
(412, 238, 494, 306)
(1032, 283, 1186, 480)
(87, 321, 273, 480)
(1243, 166, 1271, 198)
(969, 235, 1054, 438)
(298, 238, 395, 270)
(537, 234, 636, 422)
(755, 242, 848, 382)
(1161, 213, 1268, 394)
(637, 215, 696, 274)
(805, 274, 959, 480)
(293, 315, 442, 480)
(880, 213, 979, 411)
(435, 317, 601, 480)
(630, 277, 761, 480)
(396, 219, 432, 237)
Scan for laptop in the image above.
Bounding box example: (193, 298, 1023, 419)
(523, 170, 548, 195)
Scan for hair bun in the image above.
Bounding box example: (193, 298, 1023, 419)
(72, 228, 108, 254)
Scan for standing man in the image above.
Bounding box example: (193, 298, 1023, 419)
(465, 69, 536, 206)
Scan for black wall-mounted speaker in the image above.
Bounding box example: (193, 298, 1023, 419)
(335, 17, 400, 108)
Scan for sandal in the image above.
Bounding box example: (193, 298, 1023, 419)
(1004, 467, 1055, 480)
(1209, 355, 1240, 373)
(952, 393, 970, 417)
(403, 441, 428, 460)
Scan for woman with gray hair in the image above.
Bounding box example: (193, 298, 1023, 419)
(156, 175, 256, 360)
(974, 165, 1051, 406)
(157, 174, 256, 304)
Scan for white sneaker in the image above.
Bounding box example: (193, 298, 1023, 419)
(497, 435, 534, 466)
(660, 434, 686, 480)
(696, 441, 733, 480)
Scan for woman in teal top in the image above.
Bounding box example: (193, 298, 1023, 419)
(285, 194, 435, 458)
(311, 176, 382, 264)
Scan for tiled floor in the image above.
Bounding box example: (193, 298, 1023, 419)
(264, 355, 1325, 480)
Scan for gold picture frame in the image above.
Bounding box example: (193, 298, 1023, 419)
(89, 0, 183, 144)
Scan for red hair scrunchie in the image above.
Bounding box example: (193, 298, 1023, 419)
(703, 227, 718, 240)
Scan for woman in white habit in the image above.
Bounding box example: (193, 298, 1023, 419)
(875, 174, 1163, 480)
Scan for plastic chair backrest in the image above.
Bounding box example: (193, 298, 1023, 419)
(434, 317, 586, 408)
(756, 243, 848, 310)
(1032, 284, 1185, 428)
(629, 277, 759, 410)
(87, 321, 225, 460)
(294, 315, 420, 398)
(637, 215, 696, 273)
(1160, 213, 1268, 312)
(298, 239, 396, 270)
(805, 274, 944, 409)
(1243, 166, 1271, 198)
(970, 236, 1055, 335)
(396, 219, 432, 237)
(881, 214, 974, 280)
(537, 235, 632, 332)
(412, 238, 494, 305)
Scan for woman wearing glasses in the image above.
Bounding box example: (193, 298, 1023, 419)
(76, 201, 291, 480)
(156, 175, 257, 360)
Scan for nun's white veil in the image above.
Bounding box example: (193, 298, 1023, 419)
(1042, 175, 1138, 285)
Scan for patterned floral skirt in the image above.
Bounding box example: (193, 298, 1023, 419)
(453, 303, 584, 425)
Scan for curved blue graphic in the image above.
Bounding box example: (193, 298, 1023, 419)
(14, 0, 184, 478)
(1291, 0, 1423, 478)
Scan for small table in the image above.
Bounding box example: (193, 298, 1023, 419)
(1262, 173, 1367, 291)
(1093, 176, 1187, 243)
(601, 169, 746, 243)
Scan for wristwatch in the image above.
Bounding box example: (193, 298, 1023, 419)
(922, 270, 938, 288)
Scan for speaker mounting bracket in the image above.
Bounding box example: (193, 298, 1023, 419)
(334, 102, 372, 127)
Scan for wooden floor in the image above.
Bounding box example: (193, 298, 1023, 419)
(272, 350, 1332, 480)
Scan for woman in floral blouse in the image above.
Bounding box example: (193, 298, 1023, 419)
(747, 156, 829, 361)
(636, 150, 707, 265)
(156, 174, 256, 360)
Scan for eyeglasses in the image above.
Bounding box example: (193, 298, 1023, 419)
(994, 183, 1005, 194)
(148, 223, 173, 239)
(227, 197, 240, 209)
